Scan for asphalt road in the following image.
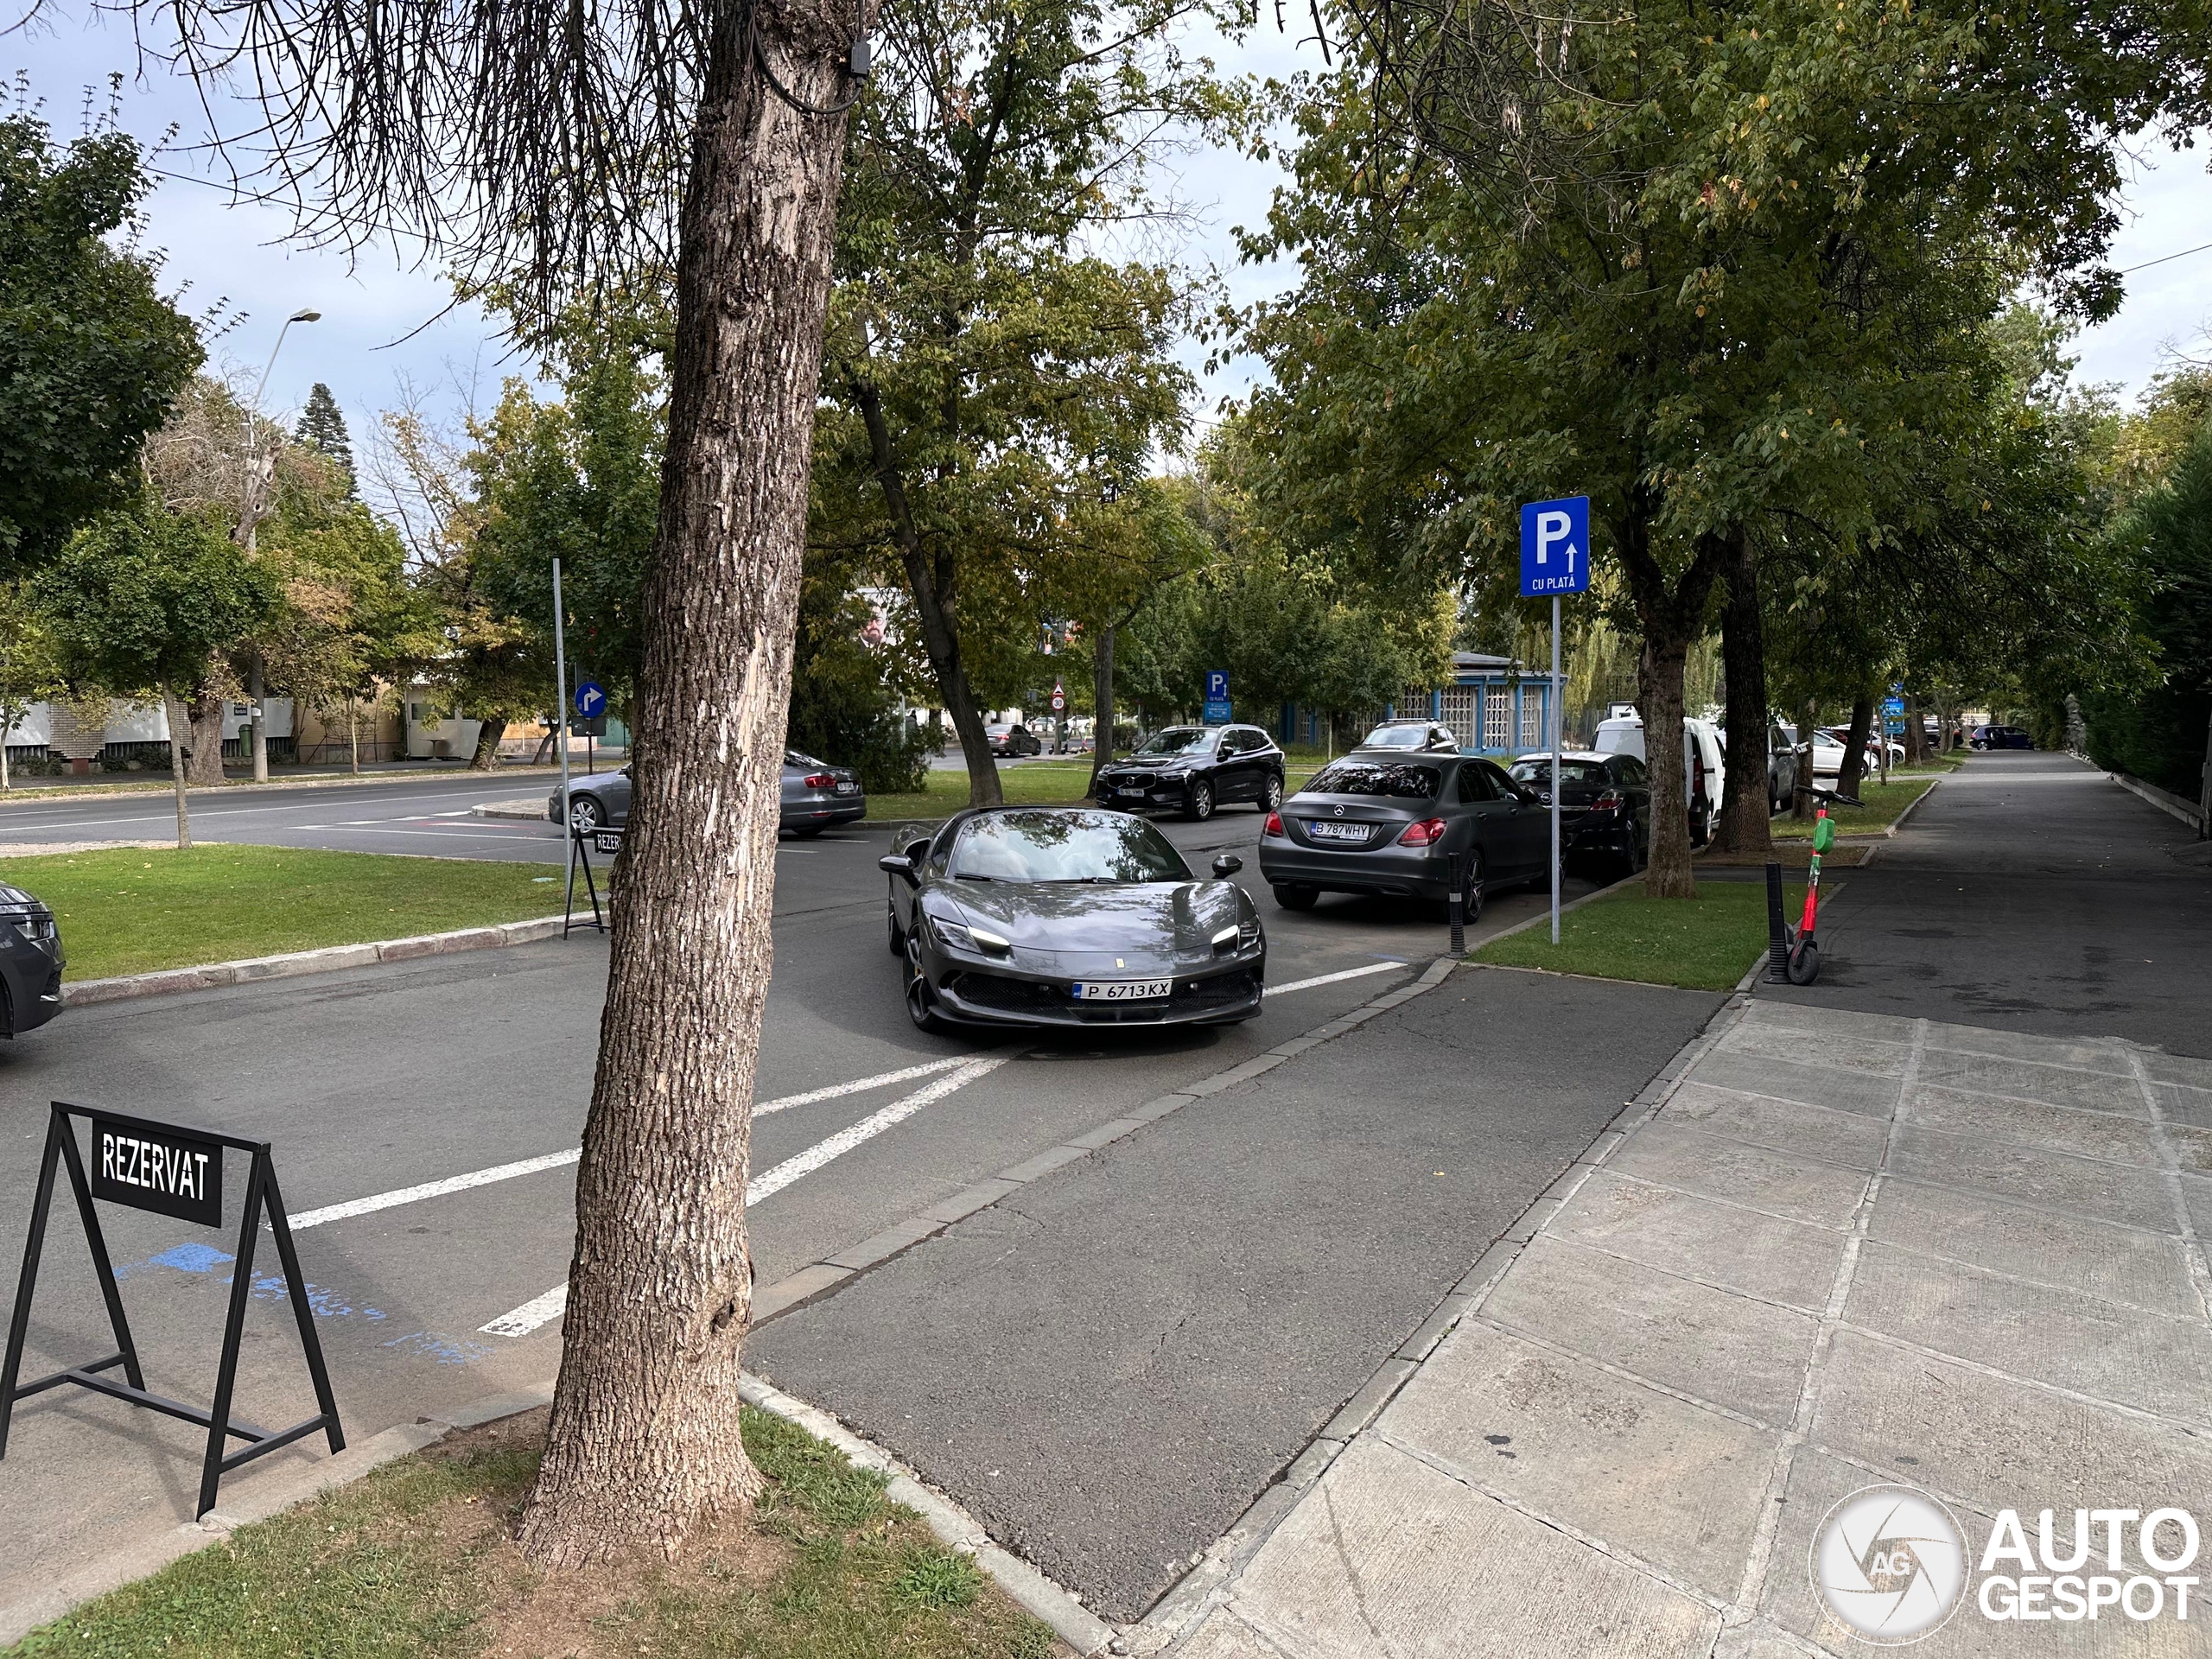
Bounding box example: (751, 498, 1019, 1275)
(0, 788, 1610, 1612)
(747, 968, 1726, 1621)
(1763, 751, 2212, 1053)
(0, 771, 569, 862)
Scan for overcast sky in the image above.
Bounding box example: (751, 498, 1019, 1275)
(12, 8, 2211, 454)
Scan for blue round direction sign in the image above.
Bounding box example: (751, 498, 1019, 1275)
(573, 681, 607, 719)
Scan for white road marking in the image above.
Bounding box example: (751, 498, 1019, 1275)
(746, 1056, 1006, 1205)
(480, 1285, 571, 1338)
(480, 1054, 1008, 1337)
(1263, 961, 1409, 996)
(285, 1058, 970, 1238)
(757, 1058, 965, 1115)
(289, 1147, 584, 1230)
(0, 790, 550, 837)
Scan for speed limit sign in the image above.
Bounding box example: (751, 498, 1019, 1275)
(1050, 681, 1065, 712)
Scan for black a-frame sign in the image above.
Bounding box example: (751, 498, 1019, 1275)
(0, 1103, 345, 1519)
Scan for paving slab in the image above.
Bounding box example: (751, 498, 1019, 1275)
(1846, 1242, 2212, 1425)
(1664, 1082, 1892, 1170)
(1227, 1438, 1722, 1659)
(1914, 1050, 2152, 1115)
(1684, 1050, 1907, 1116)
(1378, 1321, 1779, 1602)
(1548, 1168, 1845, 1313)
(1865, 1181, 2202, 1318)
(1605, 1121, 1873, 1228)
(1887, 1125, 2177, 1232)
(1481, 1236, 1817, 1427)
(1903, 1081, 2164, 1164)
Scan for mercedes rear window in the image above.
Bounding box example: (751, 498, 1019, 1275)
(1304, 761, 1442, 799)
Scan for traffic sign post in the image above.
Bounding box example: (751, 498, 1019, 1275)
(1521, 497, 1592, 944)
(0, 1103, 345, 1519)
(1203, 670, 1231, 726)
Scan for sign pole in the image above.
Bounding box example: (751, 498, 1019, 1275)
(1551, 594, 1562, 944)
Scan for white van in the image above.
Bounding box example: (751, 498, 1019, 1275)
(1591, 711, 1726, 845)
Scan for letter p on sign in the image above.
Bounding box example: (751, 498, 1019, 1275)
(1521, 497, 1592, 597)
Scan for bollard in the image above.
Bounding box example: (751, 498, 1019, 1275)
(1765, 860, 1789, 982)
(1447, 850, 1465, 956)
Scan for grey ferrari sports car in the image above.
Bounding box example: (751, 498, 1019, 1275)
(879, 806, 1266, 1031)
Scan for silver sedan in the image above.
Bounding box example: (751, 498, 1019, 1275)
(548, 752, 867, 836)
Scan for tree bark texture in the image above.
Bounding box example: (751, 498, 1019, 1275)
(249, 655, 269, 783)
(517, 0, 865, 1569)
(164, 686, 191, 849)
(850, 380, 1002, 806)
(186, 680, 226, 785)
(468, 716, 505, 770)
(1793, 696, 1819, 818)
(1837, 690, 1875, 800)
(1088, 624, 1115, 796)
(1618, 510, 1726, 899)
(1713, 528, 1771, 855)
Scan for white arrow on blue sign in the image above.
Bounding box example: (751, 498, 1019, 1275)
(1520, 497, 1592, 597)
(574, 680, 607, 719)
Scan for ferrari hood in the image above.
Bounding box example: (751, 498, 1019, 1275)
(942, 879, 1243, 958)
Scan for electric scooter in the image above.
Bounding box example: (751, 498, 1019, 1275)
(1785, 786, 1860, 984)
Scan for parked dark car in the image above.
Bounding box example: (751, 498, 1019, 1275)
(1506, 752, 1650, 877)
(1258, 753, 1549, 916)
(1971, 724, 2035, 750)
(0, 880, 63, 1037)
(549, 751, 865, 836)
(985, 723, 1044, 757)
(880, 807, 1265, 1032)
(1357, 720, 1461, 753)
(1091, 724, 1286, 822)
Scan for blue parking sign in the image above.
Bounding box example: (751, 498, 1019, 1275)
(1520, 497, 1592, 596)
(1205, 670, 1229, 701)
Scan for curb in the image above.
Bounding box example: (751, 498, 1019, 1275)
(474, 798, 549, 822)
(740, 1375, 1120, 1656)
(1461, 868, 1638, 952)
(2107, 769, 2207, 834)
(1130, 988, 1758, 1655)
(61, 915, 575, 1007)
(0, 767, 572, 811)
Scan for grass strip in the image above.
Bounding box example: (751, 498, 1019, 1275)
(6, 1407, 1059, 1659)
(2, 845, 565, 982)
(1471, 878, 1807, 991)
(1769, 777, 1932, 839)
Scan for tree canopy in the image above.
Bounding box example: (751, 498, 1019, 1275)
(0, 105, 204, 571)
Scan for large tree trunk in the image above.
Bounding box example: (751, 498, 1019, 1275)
(1088, 623, 1115, 797)
(1836, 690, 1875, 800)
(850, 381, 1001, 806)
(516, 0, 861, 1571)
(186, 680, 226, 785)
(1713, 527, 1771, 855)
(468, 716, 505, 770)
(164, 686, 191, 849)
(1618, 512, 1726, 898)
(1792, 696, 1819, 818)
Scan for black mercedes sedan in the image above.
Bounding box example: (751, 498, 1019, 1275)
(1258, 753, 1549, 916)
(880, 807, 1265, 1032)
(1090, 724, 1285, 822)
(1507, 751, 1650, 878)
(0, 880, 64, 1037)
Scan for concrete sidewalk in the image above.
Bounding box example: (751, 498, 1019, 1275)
(1146, 993, 2212, 1656)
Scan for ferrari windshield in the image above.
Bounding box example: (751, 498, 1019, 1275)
(1131, 727, 1212, 757)
(950, 810, 1193, 883)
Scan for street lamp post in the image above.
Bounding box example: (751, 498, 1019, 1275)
(240, 308, 321, 785)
